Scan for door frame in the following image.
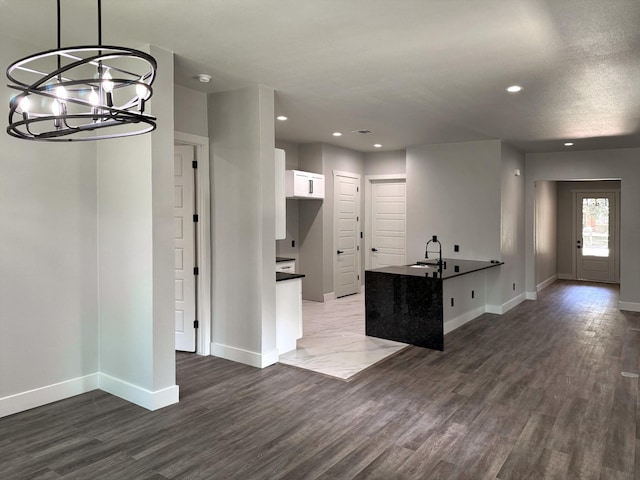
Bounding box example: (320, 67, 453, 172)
(333, 170, 361, 298)
(364, 174, 407, 270)
(572, 188, 620, 283)
(175, 131, 211, 356)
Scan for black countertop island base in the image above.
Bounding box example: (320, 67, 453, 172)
(365, 259, 502, 351)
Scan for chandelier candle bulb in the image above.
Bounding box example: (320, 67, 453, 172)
(17, 96, 30, 115)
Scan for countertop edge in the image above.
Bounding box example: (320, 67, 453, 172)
(276, 272, 305, 282)
(366, 258, 503, 280)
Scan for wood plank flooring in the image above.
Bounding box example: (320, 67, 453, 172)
(1, 280, 639, 479)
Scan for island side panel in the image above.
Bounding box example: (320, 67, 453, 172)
(365, 270, 444, 350)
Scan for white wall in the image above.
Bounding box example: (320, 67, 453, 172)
(0, 36, 178, 417)
(209, 86, 277, 367)
(534, 181, 557, 288)
(0, 35, 99, 417)
(174, 85, 208, 137)
(97, 45, 178, 409)
(297, 144, 325, 301)
(363, 150, 406, 175)
(525, 148, 639, 310)
(406, 140, 502, 262)
(0, 33, 99, 413)
(498, 143, 526, 307)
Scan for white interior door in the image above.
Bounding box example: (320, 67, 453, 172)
(370, 180, 406, 268)
(334, 172, 360, 298)
(174, 145, 197, 351)
(575, 192, 617, 282)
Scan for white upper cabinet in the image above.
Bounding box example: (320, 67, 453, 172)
(275, 149, 286, 239)
(286, 170, 325, 199)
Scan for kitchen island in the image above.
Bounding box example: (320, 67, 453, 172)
(365, 259, 502, 351)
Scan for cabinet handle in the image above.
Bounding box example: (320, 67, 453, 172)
(371, 248, 378, 252)
(337, 250, 344, 255)
(309, 179, 313, 194)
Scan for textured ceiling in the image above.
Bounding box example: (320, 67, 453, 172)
(2, 0, 639, 153)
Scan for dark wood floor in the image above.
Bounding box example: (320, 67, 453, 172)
(2, 280, 639, 479)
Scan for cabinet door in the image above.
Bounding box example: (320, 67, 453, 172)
(309, 174, 325, 199)
(275, 149, 286, 239)
(293, 171, 311, 196)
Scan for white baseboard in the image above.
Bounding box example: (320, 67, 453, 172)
(0, 373, 99, 418)
(537, 275, 558, 292)
(323, 292, 336, 302)
(444, 306, 486, 334)
(98, 374, 179, 411)
(619, 301, 640, 312)
(526, 291, 537, 300)
(211, 342, 279, 368)
(502, 292, 527, 314)
(558, 273, 574, 280)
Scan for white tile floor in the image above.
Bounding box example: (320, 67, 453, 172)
(278, 292, 408, 380)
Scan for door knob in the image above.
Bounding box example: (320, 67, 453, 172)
(371, 248, 378, 252)
(337, 250, 344, 254)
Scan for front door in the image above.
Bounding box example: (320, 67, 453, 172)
(174, 145, 197, 351)
(334, 172, 360, 298)
(576, 192, 617, 282)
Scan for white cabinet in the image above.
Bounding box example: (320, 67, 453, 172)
(275, 149, 286, 239)
(286, 170, 325, 199)
(276, 277, 303, 355)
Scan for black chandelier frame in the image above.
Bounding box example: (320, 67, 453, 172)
(6, 0, 158, 142)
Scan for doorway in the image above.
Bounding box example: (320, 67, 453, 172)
(174, 131, 211, 355)
(575, 191, 619, 283)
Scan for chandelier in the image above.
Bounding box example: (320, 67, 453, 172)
(6, 0, 157, 142)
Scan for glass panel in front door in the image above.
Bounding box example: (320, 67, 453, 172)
(581, 197, 610, 257)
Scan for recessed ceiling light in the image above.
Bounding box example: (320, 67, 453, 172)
(276, 115, 288, 121)
(332, 132, 342, 137)
(196, 74, 212, 83)
(506, 85, 523, 93)
(564, 142, 574, 146)
(374, 144, 382, 148)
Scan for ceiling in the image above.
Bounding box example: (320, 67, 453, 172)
(2, 0, 640, 153)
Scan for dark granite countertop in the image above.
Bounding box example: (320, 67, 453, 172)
(276, 272, 305, 282)
(276, 257, 295, 263)
(367, 258, 503, 280)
